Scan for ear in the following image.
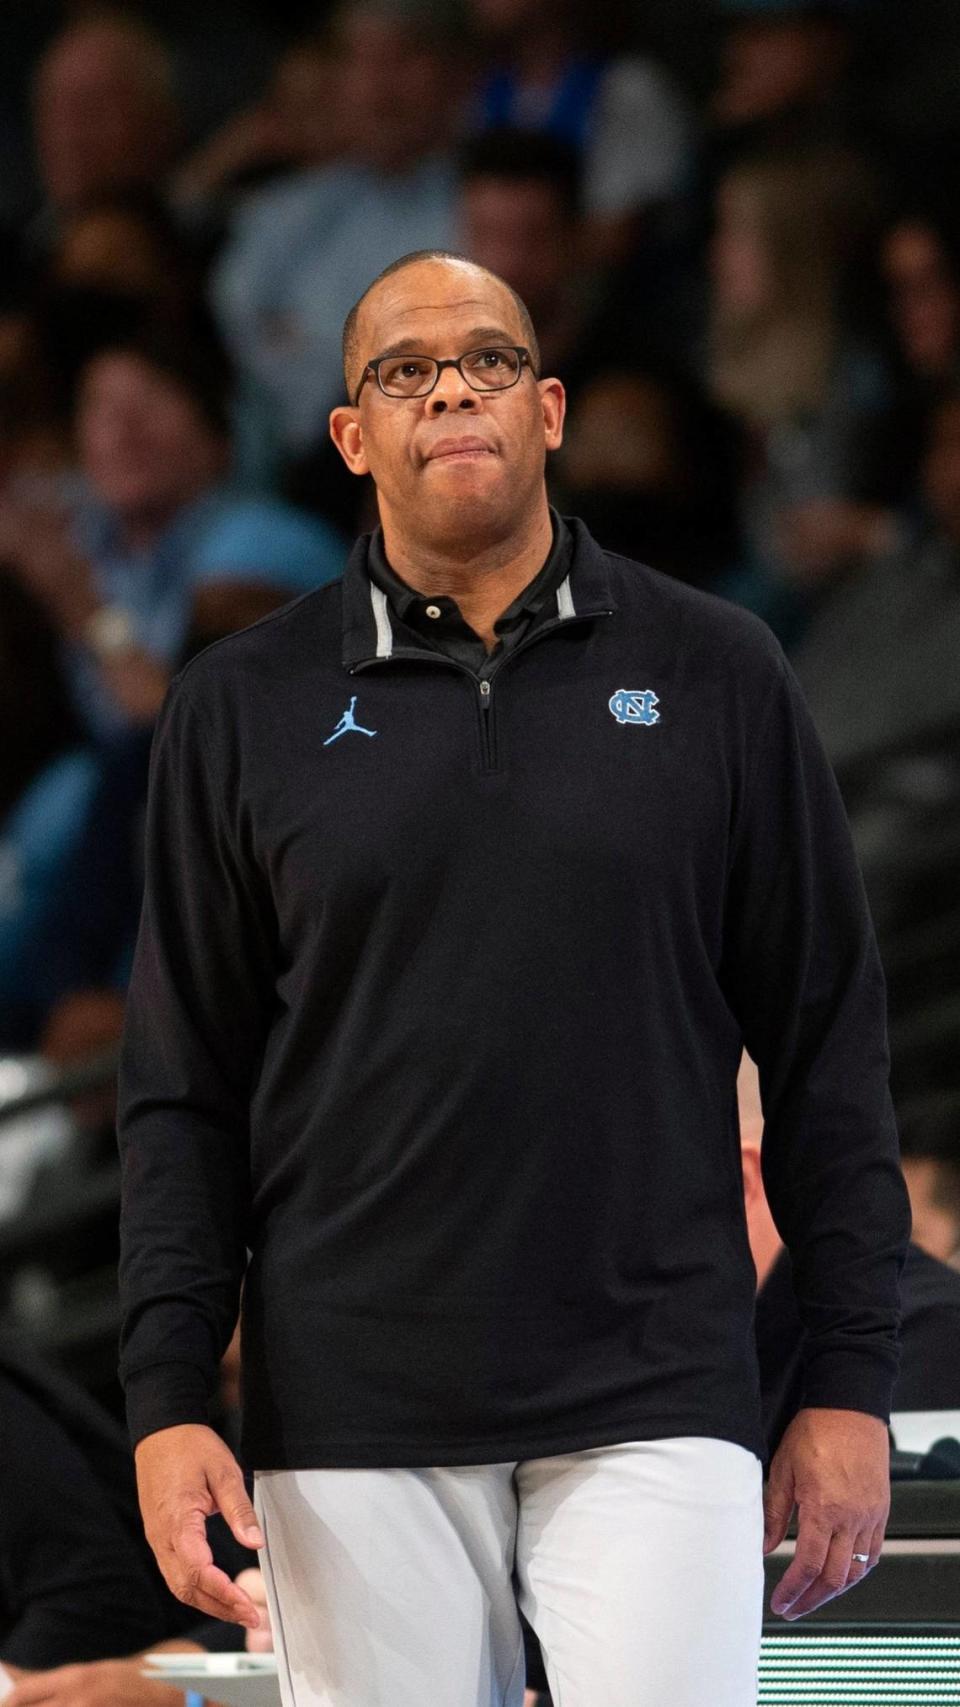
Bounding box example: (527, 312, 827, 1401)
(538, 376, 565, 452)
(329, 405, 370, 476)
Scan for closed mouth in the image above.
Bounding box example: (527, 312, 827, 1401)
(425, 438, 495, 462)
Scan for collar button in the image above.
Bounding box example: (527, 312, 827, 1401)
(424, 604, 442, 619)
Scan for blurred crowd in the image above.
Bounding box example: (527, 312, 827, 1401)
(1, 0, 960, 1696)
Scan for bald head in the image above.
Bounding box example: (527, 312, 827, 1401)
(341, 250, 540, 403)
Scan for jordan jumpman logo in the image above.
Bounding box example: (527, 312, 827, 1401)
(323, 695, 378, 745)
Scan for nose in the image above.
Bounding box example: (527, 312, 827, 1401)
(425, 364, 478, 415)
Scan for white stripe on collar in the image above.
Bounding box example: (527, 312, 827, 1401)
(370, 583, 394, 658)
(555, 574, 575, 618)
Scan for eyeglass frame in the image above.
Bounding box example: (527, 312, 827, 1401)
(353, 344, 536, 406)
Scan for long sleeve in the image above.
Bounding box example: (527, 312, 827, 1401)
(720, 646, 911, 1422)
(117, 671, 276, 1447)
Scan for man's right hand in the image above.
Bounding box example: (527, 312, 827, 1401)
(134, 1425, 264, 1628)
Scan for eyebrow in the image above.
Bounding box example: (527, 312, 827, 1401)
(369, 326, 519, 361)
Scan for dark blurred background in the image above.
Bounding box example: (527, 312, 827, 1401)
(1, 0, 959, 1418)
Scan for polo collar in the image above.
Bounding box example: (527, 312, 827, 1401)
(340, 513, 618, 671)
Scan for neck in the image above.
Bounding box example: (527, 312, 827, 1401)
(379, 499, 555, 650)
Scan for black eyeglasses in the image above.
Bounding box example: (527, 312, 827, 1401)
(354, 345, 534, 405)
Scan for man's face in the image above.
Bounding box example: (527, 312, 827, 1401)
(34, 29, 170, 207)
(330, 259, 564, 550)
(336, 15, 453, 171)
(462, 177, 573, 320)
(715, 19, 842, 126)
(77, 353, 228, 520)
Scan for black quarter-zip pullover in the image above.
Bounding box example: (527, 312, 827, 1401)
(117, 518, 910, 1469)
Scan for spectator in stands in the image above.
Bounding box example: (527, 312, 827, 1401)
(705, 146, 878, 636)
(0, 1331, 255, 1705)
(0, 460, 345, 1052)
(45, 193, 201, 327)
(459, 129, 598, 394)
(709, 0, 865, 166)
(30, 15, 180, 247)
(210, 1, 461, 451)
(877, 208, 960, 398)
(898, 1095, 960, 1273)
(789, 386, 960, 768)
(466, 0, 692, 261)
(0, 1350, 173, 1672)
(0, 322, 344, 745)
(32, 198, 280, 492)
(771, 203, 960, 587)
(738, 1053, 960, 1459)
(172, 31, 348, 225)
(557, 367, 744, 586)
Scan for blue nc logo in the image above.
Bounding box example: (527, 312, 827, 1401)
(609, 688, 660, 726)
(324, 695, 377, 745)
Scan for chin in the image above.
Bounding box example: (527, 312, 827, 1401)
(420, 487, 510, 546)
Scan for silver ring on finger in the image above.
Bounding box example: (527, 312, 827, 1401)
(851, 1553, 870, 1564)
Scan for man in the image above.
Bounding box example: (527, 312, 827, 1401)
(459, 129, 590, 392)
(739, 1053, 960, 1458)
(1, 323, 344, 745)
(120, 250, 910, 1707)
(0, 1331, 256, 1707)
(466, 0, 692, 262)
(31, 16, 180, 237)
(791, 387, 960, 773)
(210, 2, 459, 451)
(710, 0, 863, 163)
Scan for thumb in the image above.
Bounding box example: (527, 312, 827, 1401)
(211, 1461, 264, 1549)
(763, 1453, 795, 1555)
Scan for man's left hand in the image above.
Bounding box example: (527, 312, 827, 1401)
(763, 1407, 890, 1620)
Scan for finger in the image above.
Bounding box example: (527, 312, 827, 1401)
(777, 1529, 856, 1621)
(769, 1519, 831, 1616)
(844, 1529, 875, 1584)
(170, 1523, 261, 1627)
(173, 1559, 263, 1628)
(210, 1463, 264, 1549)
(763, 1463, 795, 1554)
(7, 1668, 75, 1706)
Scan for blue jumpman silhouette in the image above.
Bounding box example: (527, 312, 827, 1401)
(324, 695, 377, 745)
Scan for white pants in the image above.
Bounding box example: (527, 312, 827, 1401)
(254, 1436, 764, 1707)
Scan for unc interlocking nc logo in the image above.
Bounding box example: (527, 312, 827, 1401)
(608, 688, 660, 726)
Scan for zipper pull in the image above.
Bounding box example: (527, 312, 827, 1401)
(479, 679, 491, 705)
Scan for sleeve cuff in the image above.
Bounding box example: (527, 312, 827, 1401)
(125, 1361, 215, 1448)
(800, 1343, 900, 1425)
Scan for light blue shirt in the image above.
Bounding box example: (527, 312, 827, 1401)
(211, 155, 458, 450)
(64, 486, 346, 741)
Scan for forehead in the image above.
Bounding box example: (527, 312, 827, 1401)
(357, 261, 524, 357)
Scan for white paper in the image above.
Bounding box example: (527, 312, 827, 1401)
(143, 1653, 280, 1707)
